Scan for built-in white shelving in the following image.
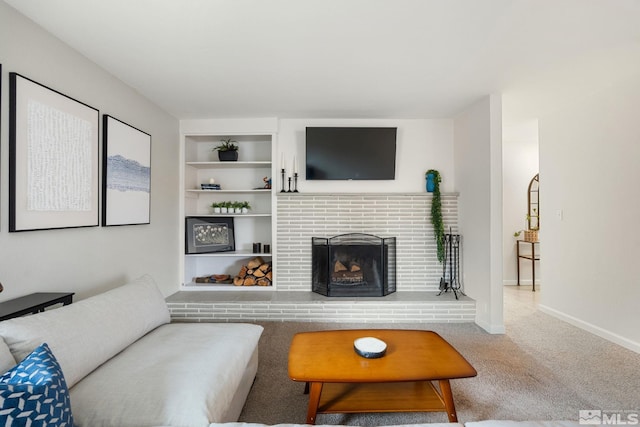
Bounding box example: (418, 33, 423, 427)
(179, 123, 277, 291)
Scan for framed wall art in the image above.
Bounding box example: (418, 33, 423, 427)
(9, 72, 100, 232)
(102, 115, 151, 226)
(185, 216, 235, 254)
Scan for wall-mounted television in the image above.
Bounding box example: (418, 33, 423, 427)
(305, 127, 397, 180)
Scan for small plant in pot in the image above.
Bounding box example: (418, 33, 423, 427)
(514, 213, 539, 242)
(514, 227, 539, 242)
(425, 169, 445, 264)
(241, 201, 251, 214)
(213, 138, 238, 162)
(211, 202, 222, 214)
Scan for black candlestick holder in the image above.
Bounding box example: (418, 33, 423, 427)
(280, 169, 286, 193)
(287, 177, 292, 192)
(293, 173, 299, 192)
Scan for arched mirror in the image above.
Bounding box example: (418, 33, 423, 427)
(527, 174, 539, 230)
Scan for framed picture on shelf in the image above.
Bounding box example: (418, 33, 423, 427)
(185, 216, 235, 254)
(9, 72, 100, 232)
(102, 115, 151, 226)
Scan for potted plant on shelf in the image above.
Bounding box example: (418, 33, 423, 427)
(241, 201, 251, 214)
(514, 212, 539, 242)
(211, 202, 222, 214)
(233, 201, 243, 214)
(212, 138, 239, 162)
(426, 169, 445, 263)
(514, 227, 539, 242)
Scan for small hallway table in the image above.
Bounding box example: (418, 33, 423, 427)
(516, 240, 540, 291)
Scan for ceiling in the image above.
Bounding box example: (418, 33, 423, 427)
(5, 0, 640, 120)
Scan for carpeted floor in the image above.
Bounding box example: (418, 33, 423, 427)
(238, 286, 640, 425)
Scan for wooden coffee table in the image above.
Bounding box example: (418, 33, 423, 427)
(288, 329, 477, 424)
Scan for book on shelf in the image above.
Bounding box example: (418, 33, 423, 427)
(201, 184, 221, 190)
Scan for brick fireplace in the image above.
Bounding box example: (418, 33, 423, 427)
(166, 192, 476, 323)
(277, 192, 459, 292)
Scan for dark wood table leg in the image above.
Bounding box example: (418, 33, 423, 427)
(516, 241, 521, 286)
(306, 382, 323, 425)
(531, 242, 536, 292)
(438, 379, 458, 422)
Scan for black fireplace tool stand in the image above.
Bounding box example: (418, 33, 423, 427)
(437, 230, 465, 300)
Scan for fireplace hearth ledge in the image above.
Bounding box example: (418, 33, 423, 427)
(166, 291, 475, 323)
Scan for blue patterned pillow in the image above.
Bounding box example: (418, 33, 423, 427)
(0, 343, 74, 426)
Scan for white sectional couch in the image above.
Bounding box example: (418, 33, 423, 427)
(0, 276, 582, 427)
(214, 421, 582, 427)
(0, 275, 263, 427)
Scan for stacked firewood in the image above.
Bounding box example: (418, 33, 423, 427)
(233, 257, 273, 286)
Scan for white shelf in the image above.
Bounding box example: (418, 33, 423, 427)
(181, 283, 274, 291)
(186, 161, 271, 169)
(186, 189, 272, 194)
(186, 250, 272, 258)
(186, 213, 271, 218)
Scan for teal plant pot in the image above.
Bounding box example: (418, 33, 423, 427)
(426, 173, 435, 192)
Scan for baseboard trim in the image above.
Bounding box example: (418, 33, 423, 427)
(538, 304, 640, 354)
(475, 317, 506, 334)
(503, 280, 539, 286)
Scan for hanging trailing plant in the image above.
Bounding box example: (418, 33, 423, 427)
(426, 169, 445, 263)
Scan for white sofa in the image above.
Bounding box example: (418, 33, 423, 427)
(214, 421, 582, 427)
(0, 275, 263, 427)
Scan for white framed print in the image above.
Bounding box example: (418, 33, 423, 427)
(9, 72, 100, 232)
(102, 115, 151, 226)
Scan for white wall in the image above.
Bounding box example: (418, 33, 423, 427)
(278, 118, 455, 193)
(0, 3, 181, 300)
(454, 95, 504, 333)
(502, 120, 539, 285)
(538, 74, 640, 352)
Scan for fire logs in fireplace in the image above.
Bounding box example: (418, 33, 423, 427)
(312, 233, 396, 297)
(332, 260, 364, 284)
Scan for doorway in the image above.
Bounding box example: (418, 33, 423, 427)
(502, 120, 540, 297)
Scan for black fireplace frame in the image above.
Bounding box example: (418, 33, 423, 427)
(311, 233, 396, 297)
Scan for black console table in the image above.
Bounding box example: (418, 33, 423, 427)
(0, 292, 74, 321)
(516, 240, 540, 292)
